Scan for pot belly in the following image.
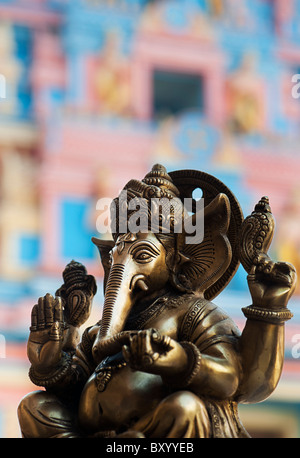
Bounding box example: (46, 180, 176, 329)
(78, 364, 166, 434)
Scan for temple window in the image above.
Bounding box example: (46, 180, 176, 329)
(152, 69, 204, 120)
(61, 199, 96, 260)
(19, 235, 40, 267)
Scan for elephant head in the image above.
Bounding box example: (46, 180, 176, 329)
(95, 232, 169, 336)
(91, 228, 189, 362)
(91, 164, 242, 362)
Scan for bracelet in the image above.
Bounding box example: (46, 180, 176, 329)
(163, 341, 202, 389)
(242, 305, 293, 324)
(29, 352, 73, 388)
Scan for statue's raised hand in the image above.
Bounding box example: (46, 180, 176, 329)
(247, 255, 297, 310)
(28, 294, 65, 374)
(239, 196, 297, 311)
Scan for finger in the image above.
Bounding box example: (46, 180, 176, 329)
(150, 329, 170, 349)
(289, 264, 297, 284)
(142, 329, 153, 355)
(262, 260, 274, 274)
(134, 331, 147, 363)
(54, 296, 64, 323)
(122, 345, 131, 363)
(44, 293, 54, 327)
(129, 333, 139, 356)
(37, 297, 45, 329)
(159, 335, 172, 353)
(140, 330, 159, 366)
(276, 261, 296, 278)
(271, 262, 297, 287)
(129, 334, 142, 368)
(30, 304, 38, 331)
(150, 329, 163, 345)
(248, 264, 257, 279)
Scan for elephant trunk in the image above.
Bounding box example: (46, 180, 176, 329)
(93, 330, 133, 361)
(100, 263, 127, 338)
(92, 263, 135, 361)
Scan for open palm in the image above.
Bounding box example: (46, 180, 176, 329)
(28, 294, 65, 373)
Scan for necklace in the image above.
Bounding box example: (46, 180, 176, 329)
(124, 294, 170, 331)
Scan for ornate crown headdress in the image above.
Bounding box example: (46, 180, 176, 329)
(111, 164, 185, 241)
(93, 165, 244, 300)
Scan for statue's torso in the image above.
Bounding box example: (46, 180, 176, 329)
(77, 294, 240, 435)
(78, 296, 188, 434)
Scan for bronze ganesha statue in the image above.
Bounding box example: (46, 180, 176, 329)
(18, 165, 296, 438)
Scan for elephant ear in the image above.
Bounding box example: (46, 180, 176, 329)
(178, 193, 232, 297)
(92, 238, 114, 294)
(169, 169, 244, 300)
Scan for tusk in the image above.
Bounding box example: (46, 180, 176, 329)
(136, 278, 149, 291)
(130, 274, 148, 292)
